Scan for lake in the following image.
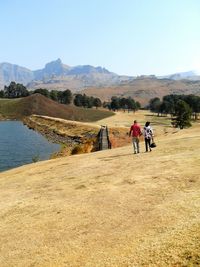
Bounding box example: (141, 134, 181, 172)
(0, 121, 60, 172)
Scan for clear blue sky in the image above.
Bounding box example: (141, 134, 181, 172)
(0, 0, 200, 75)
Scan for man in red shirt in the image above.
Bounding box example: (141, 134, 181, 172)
(129, 120, 142, 154)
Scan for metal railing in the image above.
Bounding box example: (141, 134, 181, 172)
(98, 125, 112, 150)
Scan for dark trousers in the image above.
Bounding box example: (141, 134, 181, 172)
(145, 138, 151, 152)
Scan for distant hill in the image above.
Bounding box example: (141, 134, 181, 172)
(81, 76, 200, 106)
(0, 94, 114, 121)
(160, 70, 200, 80)
(0, 62, 34, 88)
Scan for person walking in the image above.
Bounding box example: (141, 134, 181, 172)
(143, 121, 153, 152)
(129, 120, 142, 154)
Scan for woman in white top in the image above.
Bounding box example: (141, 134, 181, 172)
(143, 121, 153, 152)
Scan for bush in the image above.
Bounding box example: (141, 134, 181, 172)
(71, 145, 84, 155)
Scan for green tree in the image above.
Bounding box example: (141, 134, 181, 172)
(0, 90, 5, 98)
(74, 94, 83, 106)
(110, 96, 120, 111)
(159, 100, 171, 115)
(57, 91, 63, 103)
(162, 94, 180, 116)
(50, 90, 58, 101)
(102, 101, 111, 110)
(119, 97, 127, 111)
(33, 88, 50, 98)
(93, 98, 102, 109)
(135, 101, 141, 110)
(61, 89, 72, 104)
(149, 97, 161, 115)
(126, 97, 136, 112)
(184, 94, 200, 120)
(4, 81, 29, 98)
(172, 100, 192, 129)
(82, 94, 89, 108)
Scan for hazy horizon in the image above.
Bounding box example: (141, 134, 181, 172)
(0, 0, 200, 76)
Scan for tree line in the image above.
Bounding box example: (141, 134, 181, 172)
(0, 82, 141, 112)
(104, 96, 141, 112)
(1, 81, 199, 129)
(0, 82, 74, 104)
(149, 94, 200, 129)
(0, 82, 102, 108)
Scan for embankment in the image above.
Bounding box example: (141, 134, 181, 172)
(23, 115, 100, 156)
(24, 115, 131, 157)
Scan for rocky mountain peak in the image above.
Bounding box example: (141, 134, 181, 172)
(43, 58, 68, 75)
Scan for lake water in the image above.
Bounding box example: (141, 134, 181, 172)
(0, 121, 60, 172)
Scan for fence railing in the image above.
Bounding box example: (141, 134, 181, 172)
(98, 125, 112, 150)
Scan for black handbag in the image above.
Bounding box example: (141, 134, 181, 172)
(150, 137, 156, 148)
(150, 142, 156, 148)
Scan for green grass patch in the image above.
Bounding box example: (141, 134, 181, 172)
(145, 113, 172, 126)
(0, 98, 23, 119)
(74, 106, 114, 122)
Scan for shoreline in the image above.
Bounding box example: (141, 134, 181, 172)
(23, 116, 100, 157)
(0, 117, 65, 158)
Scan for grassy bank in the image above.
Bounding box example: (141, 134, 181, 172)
(0, 94, 114, 122)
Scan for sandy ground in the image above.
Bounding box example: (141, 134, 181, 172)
(0, 112, 200, 266)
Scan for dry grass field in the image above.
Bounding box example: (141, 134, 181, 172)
(0, 111, 200, 266)
(93, 110, 170, 127)
(93, 110, 174, 139)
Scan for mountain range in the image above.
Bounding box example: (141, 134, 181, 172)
(160, 70, 200, 80)
(1, 58, 200, 91)
(0, 59, 131, 90)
